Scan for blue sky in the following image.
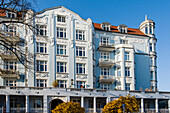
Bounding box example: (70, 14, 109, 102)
(36, 0, 170, 91)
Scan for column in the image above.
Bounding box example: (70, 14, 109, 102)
(120, 48, 125, 90)
(43, 95, 47, 113)
(93, 97, 96, 113)
(26, 95, 29, 113)
(6, 95, 9, 113)
(81, 96, 84, 108)
(131, 49, 135, 90)
(155, 99, 158, 113)
(106, 97, 110, 104)
(141, 98, 144, 113)
(67, 96, 70, 102)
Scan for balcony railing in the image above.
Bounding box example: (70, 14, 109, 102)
(99, 58, 115, 67)
(0, 31, 20, 42)
(98, 42, 115, 51)
(0, 69, 20, 79)
(10, 107, 26, 113)
(99, 75, 116, 84)
(30, 108, 43, 113)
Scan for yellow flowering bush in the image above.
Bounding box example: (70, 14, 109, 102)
(102, 95, 140, 113)
(51, 102, 85, 113)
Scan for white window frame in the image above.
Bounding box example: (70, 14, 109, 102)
(36, 61, 47, 72)
(125, 83, 130, 90)
(76, 30, 85, 40)
(76, 47, 85, 57)
(125, 52, 130, 61)
(101, 37, 109, 45)
(101, 68, 109, 75)
(120, 39, 128, 44)
(57, 27, 66, 38)
(5, 79, 17, 86)
(36, 25, 47, 36)
(5, 25, 17, 36)
(101, 52, 110, 59)
(57, 15, 66, 23)
(101, 84, 110, 89)
(125, 67, 130, 77)
(36, 43, 47, 53)
(36, 79, 47, 87)
(57, 62, 67, 73)
(4, 61, 17, 70)
(57, 45, 66, 55)
(58, 80, 67, 88)
(76, 63, 85, 74)
(77, 81, 85, 88)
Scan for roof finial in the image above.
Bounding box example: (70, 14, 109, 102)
(145, 15, 147, 21)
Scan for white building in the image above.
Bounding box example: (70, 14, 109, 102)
(0, 6, 168, 113)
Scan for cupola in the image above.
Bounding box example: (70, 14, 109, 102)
(139, 15, 155, 37)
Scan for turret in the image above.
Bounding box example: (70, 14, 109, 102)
(139, 15, 155, 37)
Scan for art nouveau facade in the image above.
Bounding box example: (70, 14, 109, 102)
(0, 6, 167, 113)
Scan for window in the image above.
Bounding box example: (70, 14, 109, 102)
(57, 15, 66, 22)
(145, 25, 148, 34)
(4, 61, 17, 70)
(36, 25, 47, 36)
(57, 45, 66, 55)
(36, 79, 47, 87)
(101, 52, 109, 59)
(5, 26, 16, 36)
(71, 98, 81, 104)
(76, 63, 85, 74)
(150, 43, 153, 51)
(36, 43, 47, 53)
(76, 47, 85, 57)
(5, 79, 17, 86)
(151, 71, 153, 80)
(101, 84, 110, 89)
(117, 68, 121, 77)
(125, 67, 130, 77)
(125, 83, 130, 90)
(101, 37, 109, 45)
(7, 12, 16, 18)
(149, 26, 152, 34)
(125, 52, 130, 61)
(77, 81, 85, 88)
(76, 30, 85, 40)
(57, 28, 66, 38)
(10, 98, 17, 108)
(33, 98, 43, 108)
(120, 39, 128, 44)
(150, 57, 153, 66)
(58, 80, 67, 88)
(57, 62, 67, 73)
(101, 68, 109, 75)
(36, 61, 47, 72)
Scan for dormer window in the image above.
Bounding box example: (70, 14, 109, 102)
(101, 22, 111, 31)
(118, 24, 128, 33)
(7, 12, 16, 18)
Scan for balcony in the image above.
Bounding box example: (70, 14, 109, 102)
(98, 42, 115, 51)
(0, 50, 17, 60)
(99, 58, 115, 67)
(99, 75, 116, 84)
(0, 69, 20, 79)
(0, 32, 21, 42)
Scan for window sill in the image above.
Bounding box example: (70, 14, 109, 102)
(76, 56, 87, 59)
(56, 54, 68, 57)
(56, 72, 68, 74)
(36, 71, 48, 73)
(76, 74, 87, 76)
(36, 53, 49, 55)
(56, 37, 68, 40)
(75, 40, 87, 42)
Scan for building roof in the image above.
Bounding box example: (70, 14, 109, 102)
(93, 23, 147, 36)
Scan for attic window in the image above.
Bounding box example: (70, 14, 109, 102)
(7, 12, 16, 18)
(101, 22, 111, 31)
(118, 24, 128, 33)
(57, 15, 65, 23)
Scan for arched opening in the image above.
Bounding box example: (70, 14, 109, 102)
(50, 99, 64, 111)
